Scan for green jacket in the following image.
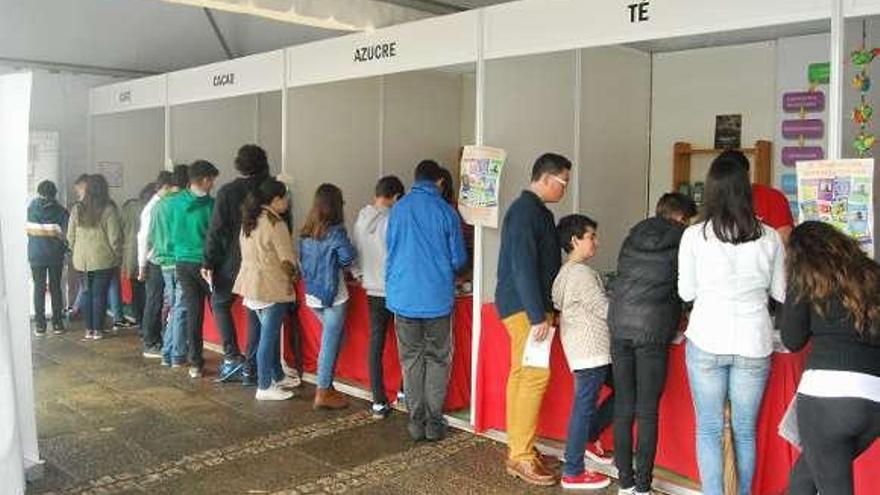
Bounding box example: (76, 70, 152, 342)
(150, 189, 215, 267)
(149, 190, 182, 268)
(67, 203, 122, 272)
(120, 198, 146, 277)
(172, 189, 214, 264)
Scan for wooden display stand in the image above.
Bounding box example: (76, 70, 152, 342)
(673, 140, 772, 190)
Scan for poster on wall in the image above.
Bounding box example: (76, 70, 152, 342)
(458, 145, 506, 228)
(714, 114, 742, 149)
(28, 131, 60, 198)
(796, 159, 874, 255)
(95, 161, 124, 188)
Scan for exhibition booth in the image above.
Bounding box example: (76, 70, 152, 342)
(87, 0, 880, 493)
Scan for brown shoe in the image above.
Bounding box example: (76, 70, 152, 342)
(505, 459, 557, 486)
(313, 388, 349, 410)
(533, 449, 562, 471)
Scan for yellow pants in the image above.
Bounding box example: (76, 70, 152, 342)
(503, 311, 551, 462)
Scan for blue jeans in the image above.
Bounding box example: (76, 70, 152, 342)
(252, 303, 289, 390)
(81, 269, 113, 330)
(160, 269, 188, 363)
(563, 365, 609, 477)
(312, 302, 348, 389)
(107, 269, 124, 322)
(686, 340, 770, 495)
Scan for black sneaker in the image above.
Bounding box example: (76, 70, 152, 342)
(113, 320, 136, 331)
(216, 359, 245, 383)
(241, 371, 257, 388)
(425, 419, 448, 442)
(34, 326, 47, 337)
(52, 322, 65, 335)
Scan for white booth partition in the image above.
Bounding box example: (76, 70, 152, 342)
(285, 11, 479, 418)
(168, 51, 285, 183)
(89, 76, 166, 203)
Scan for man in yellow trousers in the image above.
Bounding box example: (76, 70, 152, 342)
(495, 153, 571, 486)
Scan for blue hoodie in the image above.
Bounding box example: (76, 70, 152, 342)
(27, 197, 69, 266)
(386, 180, 467, 318)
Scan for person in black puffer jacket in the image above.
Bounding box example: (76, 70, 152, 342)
(202, 144, 270, 383)
(27, 180, 70, 335)
(607, 192, 696, 495)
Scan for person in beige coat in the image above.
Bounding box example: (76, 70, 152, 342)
(233, 179, 299, 401)
(67, 174, 122, 340)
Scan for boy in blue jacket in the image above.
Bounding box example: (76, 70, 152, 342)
(27, 180, 69, 335)
(386, 160, 467, 442)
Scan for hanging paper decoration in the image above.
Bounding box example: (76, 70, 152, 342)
(849, 43, 880, 156)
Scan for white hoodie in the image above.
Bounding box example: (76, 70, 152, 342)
(353, 204, 390, 297)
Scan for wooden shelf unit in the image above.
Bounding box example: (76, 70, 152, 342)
(673, 140, 772, 191)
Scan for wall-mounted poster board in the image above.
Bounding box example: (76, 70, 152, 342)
(458, 145, 506, 228)
(796, 158, 875, 255)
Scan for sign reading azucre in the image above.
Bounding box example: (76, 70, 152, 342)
(353, 42, 398, 63)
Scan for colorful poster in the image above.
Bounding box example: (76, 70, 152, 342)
(458, 146, 506, 228)
(796, 159, 874, 255)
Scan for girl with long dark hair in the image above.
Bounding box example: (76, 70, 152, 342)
(67, 174, 122, 340)
(299, 183, 356, 410)
(233, 179, 299, 401)
(677, 152, 786, 495)
(783, 221, 880, 495)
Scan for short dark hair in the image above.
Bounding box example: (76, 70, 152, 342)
(557, 214, 598, 253)
(415, 160, 443, 183)
(235, 144, 269, 177)
(37, 180, 57, 199)
(375, 175, 405, 199)
(171, 165, 189, 189)
(74, 173, 90, 186)
(531, 153, 572, 182)
(656, 192, 697, 220)
(156, 171, 174, 187)
(717, 149, 750, 172)
(438, 167, 455, 204)
(189, 160, 220, 182)
(139, 182, 157, 202)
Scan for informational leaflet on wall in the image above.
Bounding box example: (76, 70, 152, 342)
(796, 159, 874, 255)
(96, 161, 124, 188)
(458, 146, 506, 228)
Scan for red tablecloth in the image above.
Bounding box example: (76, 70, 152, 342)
(202, 284, 472, 412)
(474, 304, 880, 495)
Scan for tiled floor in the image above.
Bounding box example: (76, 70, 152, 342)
(28, 324, 619, 494)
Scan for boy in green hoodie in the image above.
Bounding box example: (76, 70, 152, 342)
(150, 165, 190, 367)
(173, 160, 220, 379)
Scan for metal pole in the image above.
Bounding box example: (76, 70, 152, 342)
(828, 0, 845, 159)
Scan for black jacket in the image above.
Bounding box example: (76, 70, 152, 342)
(608, 217, 685, 344)
(27, 197, 69, 267)
(495, 190, 561, 324)
(202, 173, 269, 276)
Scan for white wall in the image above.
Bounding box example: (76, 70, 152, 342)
(579, 47, 652, 272)
(171, 94, 274, 187)
(482, 51, 577, 300)
(256, 91, 283, 176)
(0, 66, 116, 204)
(92, 109, 165, 203)
(287, 78, 382, 232)
(650, 42, 777, 207)
(383, 70, 467, 188)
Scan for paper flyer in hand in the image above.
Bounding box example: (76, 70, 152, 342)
(458, 145, 506, 228)
(796, 159, 875, 256)
(522, 326, 555, 369)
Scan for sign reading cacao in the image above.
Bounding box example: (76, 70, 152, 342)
(213, 73, 235, 87)
(118, 90, 131, 103)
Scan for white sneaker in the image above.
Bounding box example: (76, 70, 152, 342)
(275, 374, 301, 389)
(256, 385, 294, 401)
(618, 488, 651, 495)
(188, 366, 203, 379)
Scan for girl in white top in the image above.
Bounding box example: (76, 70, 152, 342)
(677, 151, 786, 495)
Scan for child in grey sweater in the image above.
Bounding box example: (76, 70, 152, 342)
(551, 214, 611, 491)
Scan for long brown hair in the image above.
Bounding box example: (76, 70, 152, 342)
(787, 221, 880, 341)
(701, 153, 762, 244)
(300, 183, 344, 239)
(78, 174, 115, 227)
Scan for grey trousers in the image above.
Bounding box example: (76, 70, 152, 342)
(395, 314, 452, 428)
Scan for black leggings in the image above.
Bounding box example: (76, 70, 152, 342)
(789, 394, 880, 495)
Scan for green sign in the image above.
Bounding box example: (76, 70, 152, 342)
(809, 62, 830, 84)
